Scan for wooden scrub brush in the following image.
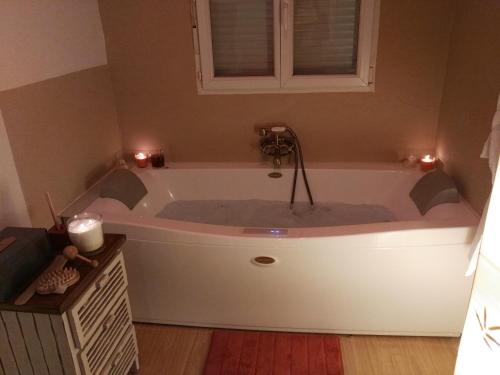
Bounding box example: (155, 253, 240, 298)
(36, 267, 80, 295)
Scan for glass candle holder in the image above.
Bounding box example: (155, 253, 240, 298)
(67, 212, 104, 253)
(134, 152, 148, 168)
(151, 149, 165, 168)
(420, 155, 437, 172)
(402, 155, 418, 168)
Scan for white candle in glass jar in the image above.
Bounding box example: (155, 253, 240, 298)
(67, 213, 104, 253)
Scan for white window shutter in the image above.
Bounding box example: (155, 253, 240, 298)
(281, 0, 378, 91)
(195, 0, 281, 91)
(293, 0, 360, 75)
(210, 0, 275, 77)
(194, 0, 379, 93)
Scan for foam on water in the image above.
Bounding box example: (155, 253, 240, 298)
(156, 199, 395, 228)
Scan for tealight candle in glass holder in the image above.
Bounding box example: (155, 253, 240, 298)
(67, 212, 104, 253)
(420, 154, 437, 172)
(134, 152, 148, 168)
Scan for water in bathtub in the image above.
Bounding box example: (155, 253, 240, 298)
(156, 199, 395, 228)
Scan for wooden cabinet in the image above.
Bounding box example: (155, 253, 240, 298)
(0, 234, 139, 375)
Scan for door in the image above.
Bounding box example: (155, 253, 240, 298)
(455, 157, 500, 374)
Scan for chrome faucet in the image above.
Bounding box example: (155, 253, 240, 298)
(258, 126, 295, 168)
(257, 125, 315, 207)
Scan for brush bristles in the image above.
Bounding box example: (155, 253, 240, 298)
(36, 267, 80, 295)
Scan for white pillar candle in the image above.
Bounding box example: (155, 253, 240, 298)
(67, 213, 104, 253)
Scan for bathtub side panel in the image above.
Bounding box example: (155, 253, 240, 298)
(121, 236, 473, 336)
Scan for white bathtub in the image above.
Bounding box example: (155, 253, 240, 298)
(64, 162, 478, 336)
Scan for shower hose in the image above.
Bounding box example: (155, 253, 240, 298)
(285, 127, 314, 209)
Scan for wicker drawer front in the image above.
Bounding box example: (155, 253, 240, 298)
(102, 328, 137, 375)
(69, 253, 128, 348)
(79, 292, 132, 374)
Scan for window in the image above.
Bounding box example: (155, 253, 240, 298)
(192, 0, 379, 94)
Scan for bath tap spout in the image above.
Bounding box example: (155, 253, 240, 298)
(273, 144, 281, 168)
(273, 155, 281, 168)
(260, 136, 293, 169)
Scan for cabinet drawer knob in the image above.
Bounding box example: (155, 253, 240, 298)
(103, 313, 116, 330)
(95, 273, 110, 290)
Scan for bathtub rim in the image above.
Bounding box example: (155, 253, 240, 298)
(60, 161, 479, 246)
(61, 161, 479, 218)
(100, 211, 477, 248)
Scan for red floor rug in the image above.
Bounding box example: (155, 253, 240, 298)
(203, 330, 344, 375)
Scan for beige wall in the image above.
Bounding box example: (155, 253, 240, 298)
(0, 67, 121, 227)
(99, 0, 454, 162)
(1, 0, 493, 225)
(0, 0, 107, 91)
(0, 110, 31, 229)
(0, 1, 121, 228)
(436, 0, 500, 213)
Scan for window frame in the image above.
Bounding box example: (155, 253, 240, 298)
(192, 0, 380, 94)
(195, 0, 282, 91)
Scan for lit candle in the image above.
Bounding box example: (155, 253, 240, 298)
(134, 152, 148, 168)
(420, 154, 437, 172)
(67, 213, 104, 253)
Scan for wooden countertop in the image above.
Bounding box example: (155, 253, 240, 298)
(0, 233, 126, 315)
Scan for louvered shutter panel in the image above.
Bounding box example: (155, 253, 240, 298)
(293, 0, 360, 75)
(209, 0, 275, 77)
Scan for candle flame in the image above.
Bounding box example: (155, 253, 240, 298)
(135, 152, 147, 160)
(421, 154, 436, 163)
